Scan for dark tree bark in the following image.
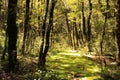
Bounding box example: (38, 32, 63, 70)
(21, 0, 30, 54)
(81, 1, 86, 37)
(72, 21, 76, 49)
(87, 0, 92, 53)
(38, 0, 50, 69)
(74, 18, 80, 48)
(72, 18, 79, 49)
(116, 0, 120, 64)
(7, 0, 18, 72)
(38, 0, 57, 70)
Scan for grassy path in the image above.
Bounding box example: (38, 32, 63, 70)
(47, 50, 102, 80)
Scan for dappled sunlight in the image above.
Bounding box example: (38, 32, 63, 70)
(47, 50, 102, 79)
(83, 76, 101, 80)
(58, 50, 82, 57)
(59, 52, 81, 57)
(86, 66, 100, 73)
(61, 64, 70, 67)
(73, 77, 101, 80)
(0, 0, 119, 79)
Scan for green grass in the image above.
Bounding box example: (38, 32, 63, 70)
(46, 50, 102, 80)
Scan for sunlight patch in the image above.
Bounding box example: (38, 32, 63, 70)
(61, 64, 70, 67)
(87, 66, 100, 73)
(74, 76, 101, 80)
(59, 52, 81, 57)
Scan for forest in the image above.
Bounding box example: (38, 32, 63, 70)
(0, 0, 120, 80)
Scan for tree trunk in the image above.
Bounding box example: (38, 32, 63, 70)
(21, 0, 30, 54)
(74, 18, 80, 48)
(7, 0, 18, 72)
(65, 12, 73, 47)
(39, 0, 57, 70)
(38, 0, 49, 69)
(87, 0, 92, 53)
(72, 22, 76, 49)
(81, 0, 86, 38)
(100, 0, 109, 55)
(116, 0, 120, 64)
(43, 0, 56, 68)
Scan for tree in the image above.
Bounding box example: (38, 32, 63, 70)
(73, 17, 79, 49)
(116, 0, 120, 64)
(100, 0, 110, 55)
(65, 12, 73, 47)
(7, 0, 18, 72)
(38, 0, 49, 69)
(38, 0, 57, 70)
(21, 0, 30, 54)
(81, 0, 86, 39)
(62, 0, 73, 48)
(87, 0, 92, 53)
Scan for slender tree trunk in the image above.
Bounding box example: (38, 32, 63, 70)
(78, 15, 84, 46)
(81, 0, 86, 38)
(116, 0, 120, 64)
(72, 18, 79, 49)
(99, 0, 110, 70)
(100, 0, 110, 55)
(38, 0, 57, 70)
(42, 0, 57, 69)
(72, 22, 76, 49)
(7, 0, 18, 72)
(74, 18, 79, 48)
(38, 0, 49, 69)
(65, 12, 73, 47)
(87, 0, 92, 53)
(22, 0, 30, 54)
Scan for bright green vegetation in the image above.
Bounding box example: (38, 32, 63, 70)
(18, 49, 102, 80)
(0, 0, 120, 80)
(47, 50, 101, 80)
(21, 49, 120, 80)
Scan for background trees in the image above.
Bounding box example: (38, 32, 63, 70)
(0, 0, 119, 79)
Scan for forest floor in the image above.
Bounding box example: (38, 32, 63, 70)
(46, 50, 102, 80)
(1, 49, 120, 80)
